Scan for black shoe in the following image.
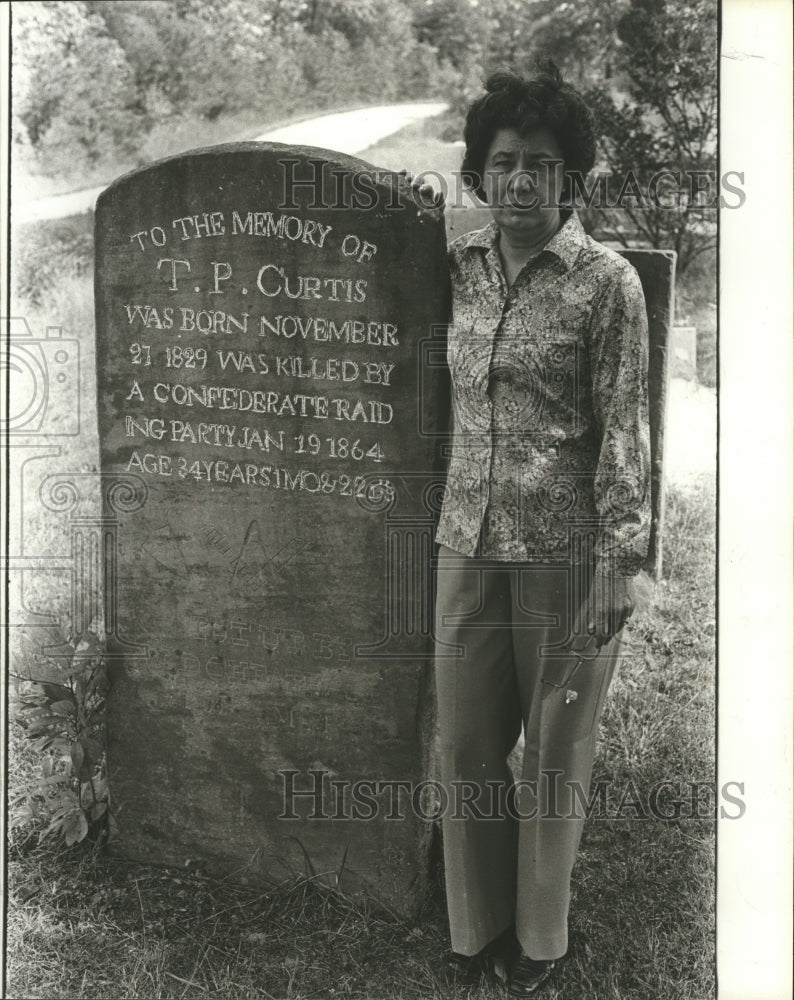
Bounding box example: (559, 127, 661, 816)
(445, 947, 497, 985)
(507, 952, 557, 996)
(445, 926, 518, 986)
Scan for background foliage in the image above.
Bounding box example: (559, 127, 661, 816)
(13, 0, 718, 344)
(13, 0, 717, 212)
(12, 0, 457, 173)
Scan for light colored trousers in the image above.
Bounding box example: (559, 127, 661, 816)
(434, 545, 620, 961)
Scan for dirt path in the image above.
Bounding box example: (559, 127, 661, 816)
(254, 102, 448, 154)
(14, 103, 448, 224)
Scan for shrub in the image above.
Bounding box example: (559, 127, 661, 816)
(10, 632, 112, 849)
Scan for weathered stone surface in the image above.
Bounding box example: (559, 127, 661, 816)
(95, 143, 449, 908)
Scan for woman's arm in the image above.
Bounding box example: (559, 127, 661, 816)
(584, 261, 652, 641)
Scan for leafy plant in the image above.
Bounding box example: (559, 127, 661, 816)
(584, 0, 718, 276)
(11, 632, 113, 848)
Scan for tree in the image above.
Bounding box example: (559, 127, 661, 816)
(410, 0, 484, 71)
(12, 0, 464, 181)
(583, 0, 718, 274)
(12, 2, 142, 165)
(523, 0, 625, 87)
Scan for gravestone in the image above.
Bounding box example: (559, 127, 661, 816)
(95, 144, 449, 908)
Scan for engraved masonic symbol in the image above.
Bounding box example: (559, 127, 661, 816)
(228, 519, 311, 596)
(139, 523, 189, 576)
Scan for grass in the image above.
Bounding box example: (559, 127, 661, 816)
(6, 476, 716, 1000)
(6, 828, 450, 999)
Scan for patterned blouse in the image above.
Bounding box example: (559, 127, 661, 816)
(435, 212, 651, 578)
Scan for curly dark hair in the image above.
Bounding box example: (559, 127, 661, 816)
(461, 61, 598, 201)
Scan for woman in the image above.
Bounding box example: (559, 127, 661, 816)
(433, 63, 651, 995)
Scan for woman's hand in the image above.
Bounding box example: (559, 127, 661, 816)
(398, 168, 445, 208)
(577, 570, 653, 648)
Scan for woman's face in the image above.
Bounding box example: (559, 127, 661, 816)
(482, 126, 565, 235)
